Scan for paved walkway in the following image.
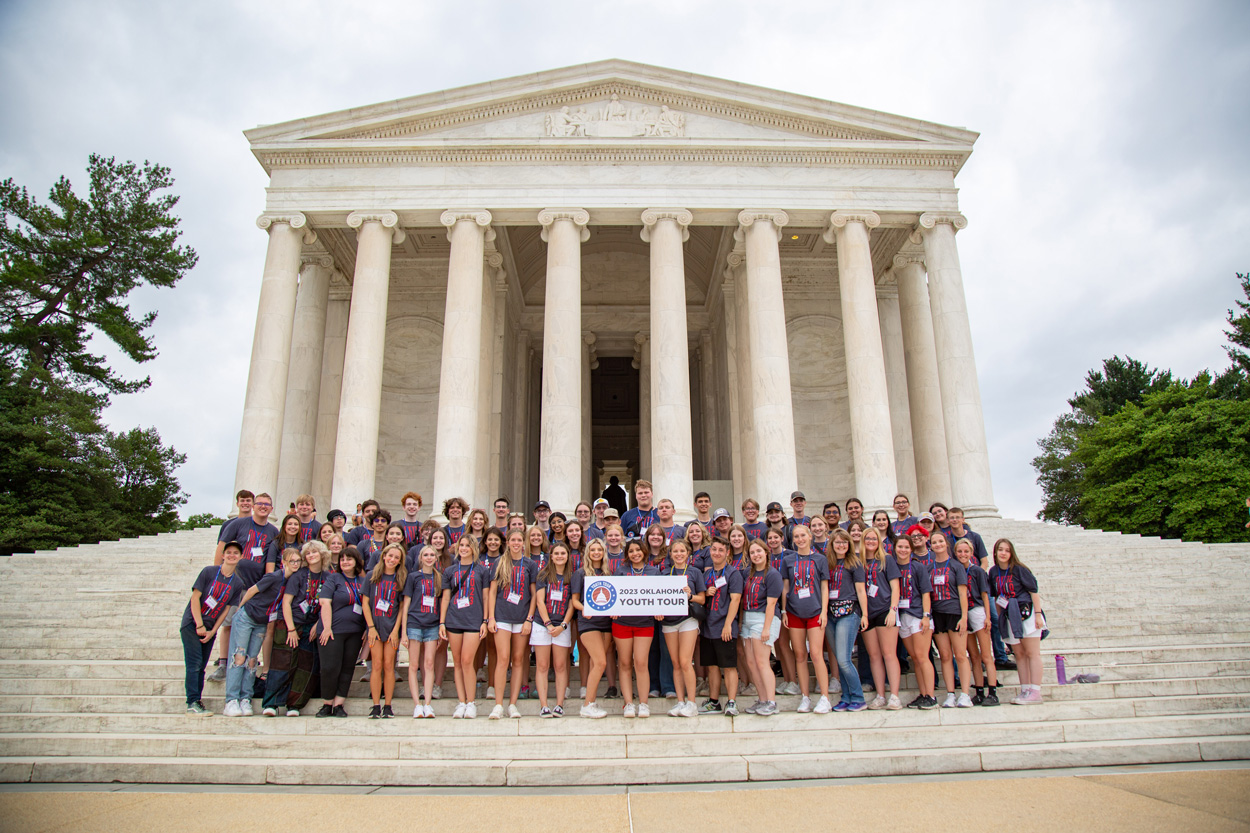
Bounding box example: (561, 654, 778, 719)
(1, 767, 1247, 833)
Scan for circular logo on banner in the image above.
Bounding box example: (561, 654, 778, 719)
(586, 580, 616, 613)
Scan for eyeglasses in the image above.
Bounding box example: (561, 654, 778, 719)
(255, 502, 272, 508)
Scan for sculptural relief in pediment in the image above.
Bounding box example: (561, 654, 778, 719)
(545, 96, 685, 138)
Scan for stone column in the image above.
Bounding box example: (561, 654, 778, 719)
(876, 283, 919, 505)
(329, 211, 404, 511)
(917, 213, 998, 517)
(537, 209, 589, 512)
(699, 331, 720, 479)
(825, 210, 897, 511)
(582, 332, 597, 503)
(894, 253, 953, 508)
(642, 209, 696, 518)
(431, 210, 492, 516)
(512, 330, 530, 504)
(474, 253, 502, 510)
(487, 272, 508, 501)
(720, 273, 746, 510)
(311, 287, 349, 512)
(634, 333, 651, 482)
(234, 212, 312, 499)
(276, 253, 333, 507)
(738, 210, 798, 506)
(727, 253, 759, 503)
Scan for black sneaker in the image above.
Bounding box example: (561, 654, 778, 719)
(971, 692, 984, 706)
(369, 704, 382, 719)
(981, 691, 1000, 707)
(906, 695, 925, 709)
(605, 686, 619, 699)
(995, 659, 1017, 671)
(698, 699, 723, 714)
(315, 704, 334, 718)
(332, 705, 348, 718)
(918, 695, 938, 710)
(382, 704, 394, 719)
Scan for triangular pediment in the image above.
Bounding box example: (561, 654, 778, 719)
(246, 60, 977, 152)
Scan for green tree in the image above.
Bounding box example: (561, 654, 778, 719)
(0, 156, 196, 553)
(181, 512, 226, 530)
(1079, 374, 1250, 542)
(1032, 356, 1172, 525)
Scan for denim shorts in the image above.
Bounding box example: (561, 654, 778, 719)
(407, 626, 440, 643)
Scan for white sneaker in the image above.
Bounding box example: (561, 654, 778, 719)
(285, 709, 299, 717)
(432, 685, 442, 700)
(222, 700, 242, 718)
(682, 700, 698, 718)
(261, 707, 277, 717)
(452, 702, 467, 719)
(580, 686, 588, 699)
(489, 704, 504, 720)
(886, 695, 903, 710)
(797, 695, 812, 713)
(477, 668, 487, 682)
(580, 702, 607, 719)
(814, 696, 832, 714)
(486, 686, 495, 699)
(637, 703, 650, 718)
(508, 704, 521, 719)
(465, 702, 477, 719)
(957, 693, 974, 708)
(623, 703, 636, 718)
(742, 683, 756, 695)
(414, 705, 423, 718)
(696, 679, 709, 695)
(426, 704, 437, 718)
(867, 696, 886, 710)
(239, 699, 253, 716)
(829, 679, 842, 694)
(668, 702, 684, 717)
(785, 681, 802, 696)
(359, 663, 371, 682)
(942, 693, 957, 709)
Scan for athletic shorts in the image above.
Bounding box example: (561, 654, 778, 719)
(898, 612, 926, 639)
(1002, 610, 1044, 645)
(661, 618, 700, 635)
(445, 626, 476, 635)
(529, 623, 573, 647)
(742, 611, 781, 646)
(495, 621, 525, 634)
(785, 612, 822, 630)
(932, 611, 962, 634)
(866, 611, 893, 630)
(700, 635, 738, 668)
(612, 623, 654, 640)
(407, 626, 440, 643)
(967, 606, 987, 633)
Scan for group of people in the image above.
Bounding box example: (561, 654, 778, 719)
(181, 484, 1046, 721)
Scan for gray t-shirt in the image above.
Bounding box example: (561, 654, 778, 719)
(701, 563, 743, 639)
(361, 572, 403, 641)
(492, 558, 538, 624)
(782, 552, 830, 619)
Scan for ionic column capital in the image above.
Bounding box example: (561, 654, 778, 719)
(301, 252, 335, 271)
(486, 251, 505, 270)
(257, 212, 316, 244)
(640, 208, 692, 243)
(537, 208, 590, 243)
(736, 209, 789, 241)
(892, 252, 927, 271)
(822, 210, 881, 244)
(912, 212, 968, 243)
(346, 210, 406, 245)
(440, 210, 495, 244)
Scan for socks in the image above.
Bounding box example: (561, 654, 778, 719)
(974, 685, 984, 698)
(988, 685, 997, 695)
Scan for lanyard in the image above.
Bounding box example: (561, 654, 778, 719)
(457, 563, 473, 600)
(345, 576, 361, 605)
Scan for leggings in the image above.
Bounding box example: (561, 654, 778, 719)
(318, 630, 365, 700)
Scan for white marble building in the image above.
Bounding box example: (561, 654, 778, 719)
(234, 60, 998, 521)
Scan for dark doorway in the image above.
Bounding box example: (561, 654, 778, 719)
(591, 357, 640, 494)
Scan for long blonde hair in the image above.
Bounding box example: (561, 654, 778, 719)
(861, 527, 887, 564)
(582, 539, 609, 577)
(540, 542, 573, 585)
(496, 535, 527, 584)
(828, 528, 860, 572)
(370, 543, 408, 588)
(414, 545, 442, 595)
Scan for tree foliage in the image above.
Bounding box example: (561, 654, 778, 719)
(1032, 272, 1250, 542)
(0, 156, 196, 553)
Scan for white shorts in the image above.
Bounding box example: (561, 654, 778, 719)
(742, 611, 782, 646)
(529, 623, 573, 647)
(898, 612, 926, 639)
(661, 618, 700, 635)
(1002, 611, 1044, 645)
(967, 606, 987, 634)
(495, 621, 525, 634)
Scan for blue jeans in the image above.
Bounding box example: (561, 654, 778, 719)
(181, 624, 217, 705)
(989, 606, 1010, 662)
(826, 613, 865, 705)
(647, 624, 674, 694)
(226, 607, 267, 702)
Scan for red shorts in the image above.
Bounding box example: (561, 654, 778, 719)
(785, 612, 821, 630)
(612, 623, 655, 640)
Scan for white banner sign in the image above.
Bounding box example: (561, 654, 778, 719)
(582, 576, 689, 617)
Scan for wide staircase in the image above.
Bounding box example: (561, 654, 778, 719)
(0, 519, 1247, 786)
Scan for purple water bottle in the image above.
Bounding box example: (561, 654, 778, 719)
(1055, 654, 1067, 685)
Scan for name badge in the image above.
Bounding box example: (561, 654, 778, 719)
(715, 576, 728, 589)
(269, 611, 279, 622)
(376, 599, 391, 614)
(867, 585, 879, 598)
(996, 596, 1009, 609)
(352, 603, 363, 615)
(204, 596, 219, 610)
(298, 600, 310, 613)
(251, 547, 264, 561)
(456, 597, 471, 609)
(422, 595, 436, 610)
(507, 591, 522, 605)
(549, 588, 564, 601)
(934, 575, 947, 586)
(796, 587, 812, 600)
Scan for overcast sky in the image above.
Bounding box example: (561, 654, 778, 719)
(2, 0, 1247, 521)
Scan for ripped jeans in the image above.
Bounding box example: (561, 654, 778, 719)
(225, 607, 268, 702)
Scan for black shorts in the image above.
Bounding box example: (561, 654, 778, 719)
(866, 611, 891, 629)
(932, 611, 962, 634)
(445, 626, 475, 635)
(700, 635, 738, 668)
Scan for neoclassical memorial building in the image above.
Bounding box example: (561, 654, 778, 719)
(234, 60, 998, 521)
